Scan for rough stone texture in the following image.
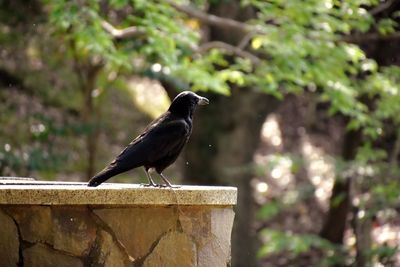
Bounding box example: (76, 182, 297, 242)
(179, 207, 234, 267)
(95, 207, 177, 260)
(52, 206, 97, 256)
(198, 239, 228, 267)
(143, 231, 197, 267)
(210, 208, 235, 263)
(94, 230, 133, 267)
(6, 206, 52, 244)
(0, 181, 236, 266)
(0, 181, 237, 206)
(0, 209, 19, 267)
(179, 207, 212, 247)
(23, 243, 84, 267)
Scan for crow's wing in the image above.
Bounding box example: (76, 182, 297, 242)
(111, 116, 189, 170)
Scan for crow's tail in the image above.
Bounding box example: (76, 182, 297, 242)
(87, 167, 122, 187)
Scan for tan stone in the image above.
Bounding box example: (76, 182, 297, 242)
(210, 208, 235, 261)
(23, 243, 84, 267)
(143, 231, 197, 267)
(178, 207, 212, 247)
(0, 209, 19, 267)
(52, 206, 97, 256)
(95, 230, 133, 267)
(179, 207, 234, 267)
(95, 207, 177, 259)
(6, 206, 52, 243)
(198, 239, 228, 267)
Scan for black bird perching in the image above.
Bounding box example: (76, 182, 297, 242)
(88, 91, 209, 187)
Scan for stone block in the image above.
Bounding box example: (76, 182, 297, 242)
(23, 243, 84, 267)
(143, 231, 197, 267)
(93, 230, 133, 267)
(178, 207, 212, 247)
(6, 206, 52, 244)
(95, 207, 177, 260)
(210, 208, 235, 262)
(179, 207, 234, 267)
(198, 239, 228, 267)
(0, 209, 19, 267)
(52, 206, 97, 257)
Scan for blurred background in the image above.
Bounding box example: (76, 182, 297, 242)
(1, 0, 400, 266)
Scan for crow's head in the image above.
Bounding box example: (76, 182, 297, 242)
(169, 91, 209, 118)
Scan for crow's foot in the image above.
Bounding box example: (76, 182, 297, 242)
(140, 183, 158, 187)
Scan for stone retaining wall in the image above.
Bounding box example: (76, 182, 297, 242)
(0, 181, 237, 267)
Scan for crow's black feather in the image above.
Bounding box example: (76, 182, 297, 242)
(87, 91, 209, 187)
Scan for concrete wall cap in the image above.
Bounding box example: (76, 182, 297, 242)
(0, 179, 237, 206)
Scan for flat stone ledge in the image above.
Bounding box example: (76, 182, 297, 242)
(0, 180, 237, 206)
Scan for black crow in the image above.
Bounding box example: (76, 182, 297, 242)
(87, 91, 209, 187)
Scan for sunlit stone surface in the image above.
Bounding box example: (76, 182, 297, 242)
(0, 180, 237, 266)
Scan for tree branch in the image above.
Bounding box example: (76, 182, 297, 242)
(237, 32, 255, 50)
(101, 20, 143, 39)
(167, 1, 253, 33)
(167, 2, 262, 64)
(341, 32, 400, 43)
(198, 41, 261, 64)
(370, 0, 396, 15)
(101, 18, 260, 64)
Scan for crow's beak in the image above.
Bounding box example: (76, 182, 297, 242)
(198, 97, 209, 105)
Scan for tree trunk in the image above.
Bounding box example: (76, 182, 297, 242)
(353, 206, 372, 267)
(320, 129, 361, 243)
(77, 64, 102, 180)
(184, 88, 278, 267)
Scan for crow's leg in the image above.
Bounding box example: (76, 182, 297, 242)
(159, 173, 180, 188)
(141, 168, 158, 187)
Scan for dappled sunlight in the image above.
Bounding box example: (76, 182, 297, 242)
(373, 223, 400, 246)
(343, 220, 400, 266)
(127, 77, 170, 119)
(253, 153, 295, 202)
(269, 156, 294, 187)
(301, 137, 335, 206)
(255, 114, 335, 207)
(261, 115, 283, 148)
(252, 178, 269, 205)
(256, 181, 269, 193)
(255, 112, 400, 265)
(255, 114, 293, 193)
